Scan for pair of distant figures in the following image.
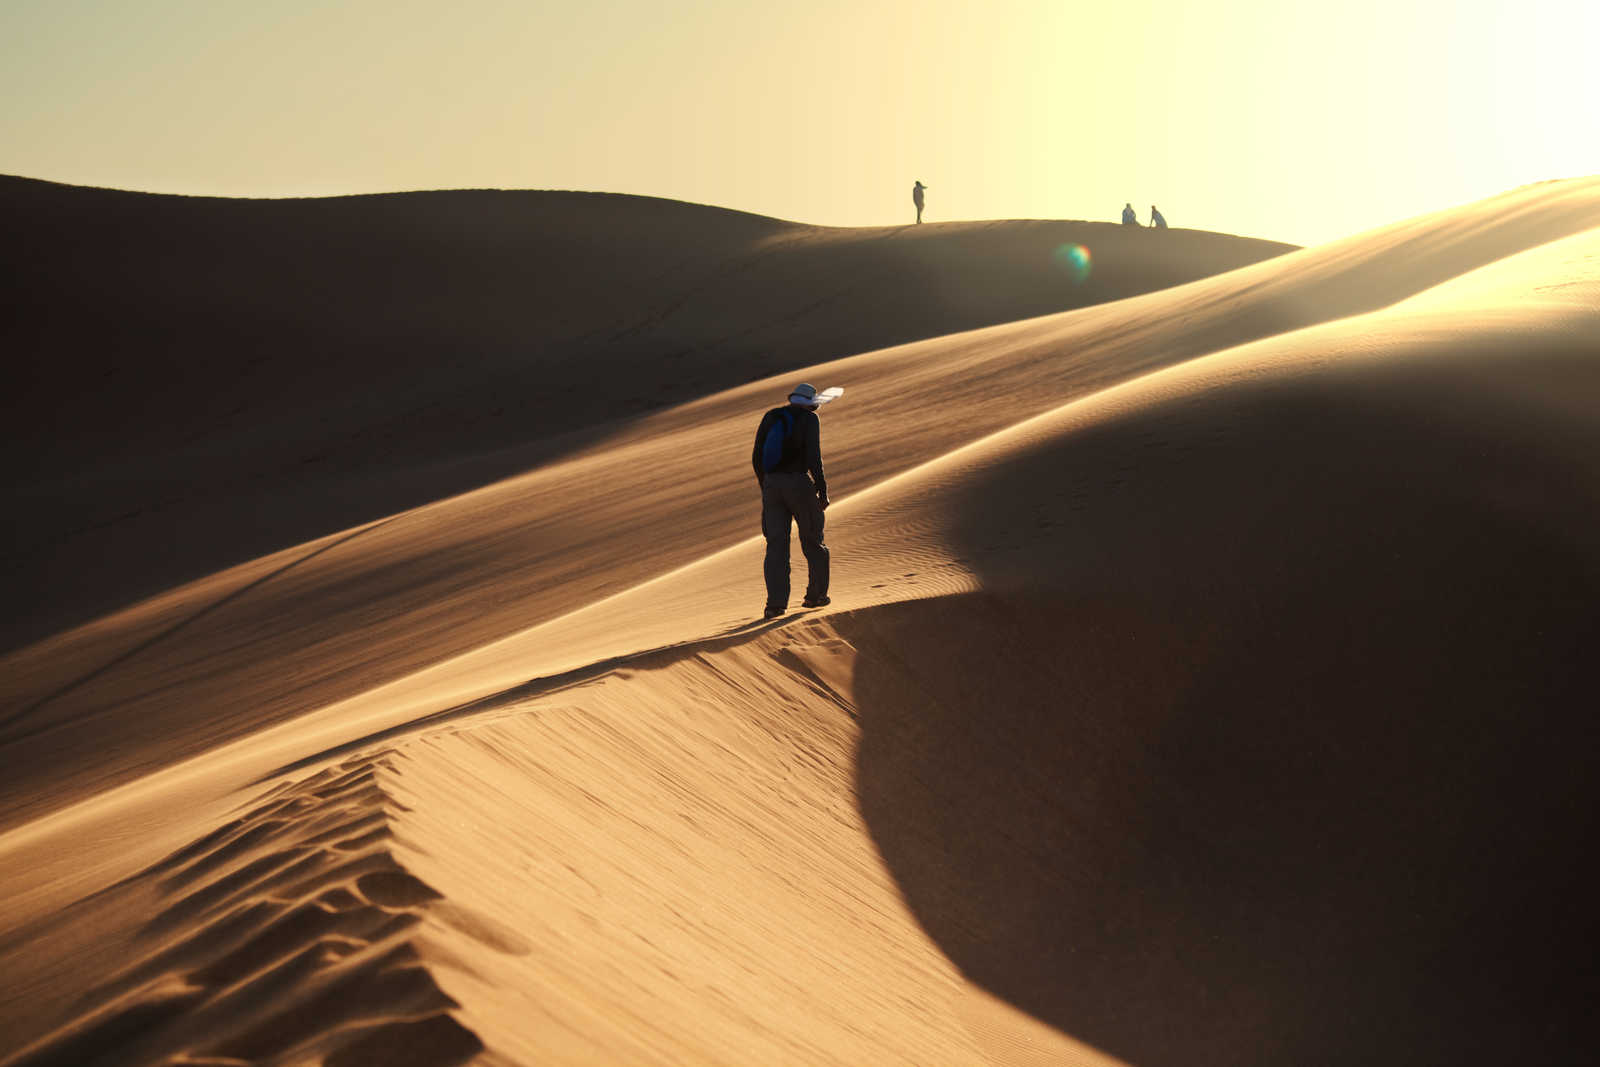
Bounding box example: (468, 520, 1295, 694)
(911, 183, 1167, 230)
(1123, 203, 1167, 228)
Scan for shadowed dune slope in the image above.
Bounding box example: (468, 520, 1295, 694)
(0, 189, 1597, 1064)
(3, 178, 1597, 832)
(2, 174, 1292, 649)
(843, 315, 1600, 1065)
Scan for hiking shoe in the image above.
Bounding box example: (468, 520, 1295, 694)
(763, 606, 784, 619)
(801, 595, 831, 609)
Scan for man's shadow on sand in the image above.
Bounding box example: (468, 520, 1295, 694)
(845, 386, 1597, 1065)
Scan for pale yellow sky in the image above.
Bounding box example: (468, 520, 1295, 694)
(2, 0, 1594, 245)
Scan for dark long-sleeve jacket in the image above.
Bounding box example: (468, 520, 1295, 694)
(751, 404, 826, 497)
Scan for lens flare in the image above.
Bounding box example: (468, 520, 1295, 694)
(1053, 242, 1092, 284)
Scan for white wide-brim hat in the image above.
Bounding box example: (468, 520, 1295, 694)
(788, 383, 843, 407)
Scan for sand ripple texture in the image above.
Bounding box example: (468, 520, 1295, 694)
(3, 756, 481, 1067)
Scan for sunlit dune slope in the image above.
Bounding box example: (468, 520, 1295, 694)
(4, 204, 1594, 1067)
(3, 178, 1596, 834)
(2, 174, 1293, 649)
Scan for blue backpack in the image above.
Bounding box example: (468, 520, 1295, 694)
(762, 409, 801, 472)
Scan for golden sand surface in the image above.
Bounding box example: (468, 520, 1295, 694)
(2, 178, 1597, 1065)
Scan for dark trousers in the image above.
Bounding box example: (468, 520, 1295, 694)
(761, 471, 829, 609)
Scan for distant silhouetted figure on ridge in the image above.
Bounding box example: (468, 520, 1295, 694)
(913, 181, 927, 224)
(1150, 205, 1168, 229)
(1121, 202, 1139, 226)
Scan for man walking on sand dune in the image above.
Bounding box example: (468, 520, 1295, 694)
(913, 180, 927, 223)
(753, 384, 831, 619)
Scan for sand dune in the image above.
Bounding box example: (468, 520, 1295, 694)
(4, 178, 1596, 830)
(3, 178, 1598, 1065)
(2, 174, 1292, 651)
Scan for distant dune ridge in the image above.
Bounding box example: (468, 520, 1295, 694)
(1, 175, 1293, 651)
(2, 176, 1599, 1065)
